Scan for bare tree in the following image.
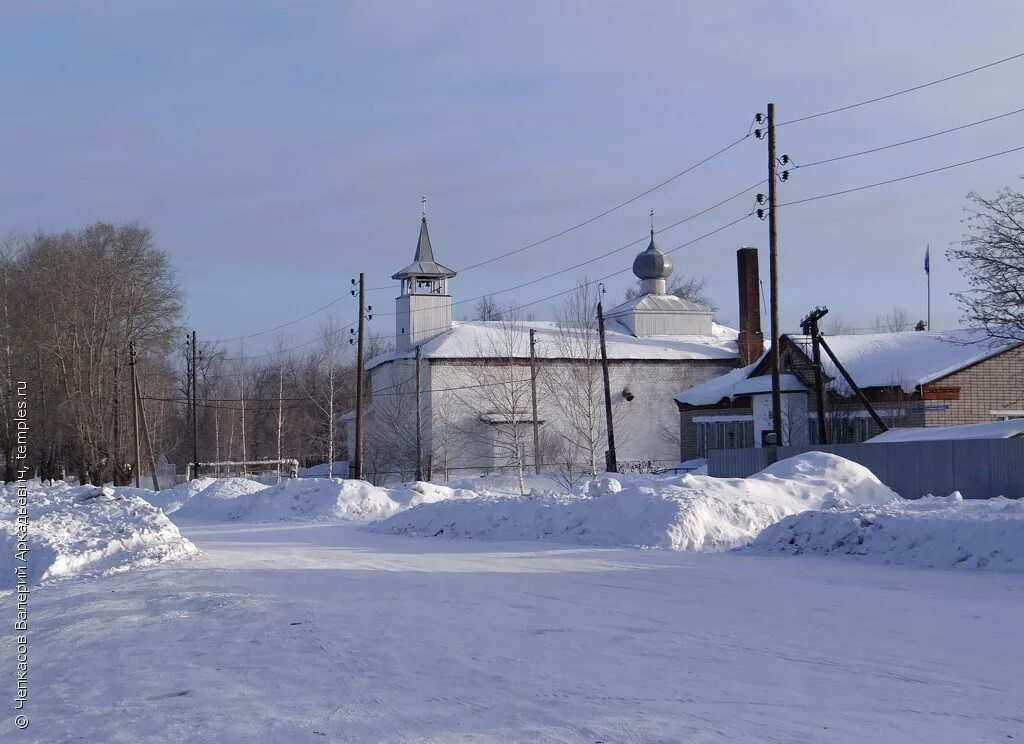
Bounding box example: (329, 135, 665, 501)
(457, 306, 532, 494)
(873, 306, 910, 333)
(949, 182, 1024, 342)
(543, 282, 605, 476)
(823, 315, 854, 335)
(624, 274, 717, 310)
(301, 316, 344, 478)
(473, 294, 504, 321)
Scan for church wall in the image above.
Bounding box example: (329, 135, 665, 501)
(423, 356, 739, 476)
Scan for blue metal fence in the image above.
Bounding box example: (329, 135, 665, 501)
(707, 440, 1024, 500)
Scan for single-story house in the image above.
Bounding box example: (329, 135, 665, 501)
(675, 329, 1024, 460)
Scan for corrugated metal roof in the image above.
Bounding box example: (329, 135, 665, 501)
(606, 293, 712, 316)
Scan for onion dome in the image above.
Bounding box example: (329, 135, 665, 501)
(632, 229, 674, 280)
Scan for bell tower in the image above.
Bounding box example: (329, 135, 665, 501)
(392, 209, 457, 352)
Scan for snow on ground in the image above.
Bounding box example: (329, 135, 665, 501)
(5, 522, 1022, 743)
(171, 477, 402, 522)
(160, 476, 485, 523)
(120, 477, 266, 515)
(748, 491, 1024, 571)
(371, 452, 897, 551)
(0, 482, 196, 592)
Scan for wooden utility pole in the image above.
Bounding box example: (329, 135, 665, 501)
(133, 355, 161, 491)
(596, 288, 617, 473)
(801, 307, 830, 445)
(129, 342, 142, 488)
(818, 336, 889, 433)
(766, 102, 783, 444)
(191, 329, 199, 479)
(529, 328, 541, 475)
(276, 361, 284, 481)
(353, 272, 367, 480)
(415, 345, 423, 482)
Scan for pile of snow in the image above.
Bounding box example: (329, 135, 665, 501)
(747, 492, 1024, 571)
(0, 482, 197, 591)
(172, 478, 413, 522)
(299, 461, 349, 478)
(162, 478, 272, 520)
(370, 452, 898, 551)
(123, 477, 266, 515)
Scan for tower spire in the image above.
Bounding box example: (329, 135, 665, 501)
(421, 195, 427, 220)
(650, 208, 655, 240)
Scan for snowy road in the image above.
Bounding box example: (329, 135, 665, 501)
(6, 522, 1023, 743)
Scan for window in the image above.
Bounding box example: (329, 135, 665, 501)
(696, 419, 754, 457)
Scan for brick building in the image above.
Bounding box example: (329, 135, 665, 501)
(675, 329, 1024, 461)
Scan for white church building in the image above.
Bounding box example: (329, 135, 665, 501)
(350, 215, 760, 483)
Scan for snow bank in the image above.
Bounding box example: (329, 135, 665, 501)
(0, 483, 197, 592)
(123, 477, 267, 515)
(172, 478, 408, 522)
(370, 452, 898, 551)
(747, 492, 1024, 571)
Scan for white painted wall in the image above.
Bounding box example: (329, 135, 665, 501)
(752, 392, 811, 448)
(395, 293, 452, 351)
(365, 355, 737, 478)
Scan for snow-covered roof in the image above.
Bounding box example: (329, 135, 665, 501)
(866, 419, 1024, 443)
(367, 320, 739, 370)
(731, 374, 807, 396)
(605, 293, 711, 317)
(789, 329, 1020, 394)
(674, 363, 756, 406)
(674, 363, 804, 407)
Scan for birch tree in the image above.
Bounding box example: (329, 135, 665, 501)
(543, 282, 605, 477)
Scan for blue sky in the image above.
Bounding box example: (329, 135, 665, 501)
(3, 1, 1024, 356)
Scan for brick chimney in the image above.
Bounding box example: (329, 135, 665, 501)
(736, 247, 764, 365)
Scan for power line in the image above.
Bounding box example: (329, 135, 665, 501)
(372, 179, 765, 319)
(792, 106, 1024, 169)
(780, 49, 1024, 126)
(360, 210, 756, 345)
(224, 183, 762, 363)
(455, 132, 755, 273)
(211, 129, 757, 342)
(211, 208, 756, 372)
(142, 376, 537, 408)
(214, 296, 353, 343)
(780, 144, 1024, 207)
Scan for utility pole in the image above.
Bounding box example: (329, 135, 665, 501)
(766, 102, 783, 444)
(926, 243, 931, 331)
(596, 285, 617, 473)
(133, 352, 161, 491)
(529, 328, 541, 475)
(129, 342, 141, 488)
(818, 336, 889, 433)
(415, 345, 423, 482)
(350, 273, 370, 480)
(801, 307, 830, 445)
(191, 329, 199, 479)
